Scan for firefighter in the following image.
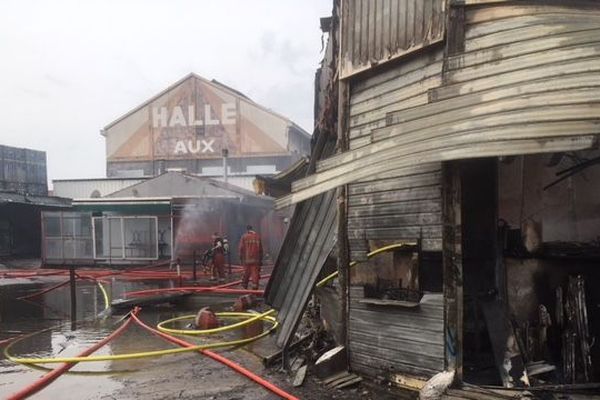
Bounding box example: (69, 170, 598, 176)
(210, 232, 227, 283)
(239, 225, 263, 290)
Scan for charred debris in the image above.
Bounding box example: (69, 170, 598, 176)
(263, 1, 600, 399)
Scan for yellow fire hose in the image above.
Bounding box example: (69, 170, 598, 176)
(96, 281, 110, 311)
(315, 242, 416, 288)
(6, 242, 406, 366)
(4, 311, 277, 364)
(158, 309, 275, 335)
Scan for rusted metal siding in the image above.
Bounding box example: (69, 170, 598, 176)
(349, 287, 445, 378)
(276, 2, 600, 209)
(340, 0, 446, 78)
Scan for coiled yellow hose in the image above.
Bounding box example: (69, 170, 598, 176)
(4, 312, 277, 364)
(158, 309, 275, 335)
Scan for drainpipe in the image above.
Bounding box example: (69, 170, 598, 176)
(222, 148, 229, 184)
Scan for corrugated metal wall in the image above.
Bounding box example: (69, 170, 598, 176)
(347, 49, 445, 260)
(345, 47, 446, 377)
(340, 0, 446, 78)
(277, 2, 600, 208)
(349, 287, 445, 378)
(0, 145, 47, 196)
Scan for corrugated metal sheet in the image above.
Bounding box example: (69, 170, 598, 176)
(0, 145, 47, 196)
(349, 286, 445, 378)
(276, 3, 600, 208)
(265, 15, 340, 349)
(266, 182, 337, 347)
(347, 48, 445, 259)
(52, 178, 146, 199)
(0, 192, 71, 208)
(340, 0, 446, 78)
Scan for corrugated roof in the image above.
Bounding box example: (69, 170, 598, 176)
(0, 191, 71, 208)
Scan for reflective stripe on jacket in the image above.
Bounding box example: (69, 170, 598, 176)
(239, 231, 263, 265)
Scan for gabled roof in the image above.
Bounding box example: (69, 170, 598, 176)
(101, 73, 310, 137)
(105, 171, 271, 204)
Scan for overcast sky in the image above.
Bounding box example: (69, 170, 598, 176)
(0, 0, 331, 182)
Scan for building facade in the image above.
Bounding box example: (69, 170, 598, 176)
(102, 74, 311, 182)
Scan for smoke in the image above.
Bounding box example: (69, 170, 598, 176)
(174, 201, 220, 260)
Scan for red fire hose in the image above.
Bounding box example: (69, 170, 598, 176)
(17, 279, 71, 301)
(130, 310, 299, 400)
(0, 337, 17, 346)
(123, 287, 264, 298)
(214, 274, 271, 289)
(7, 309, 139, 400)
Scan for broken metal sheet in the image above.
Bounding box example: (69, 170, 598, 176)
(276, 5, 600, 209)
(340, 0, 446, 79)
(264, 139, 338, 349)
(265, 189, 337, 348)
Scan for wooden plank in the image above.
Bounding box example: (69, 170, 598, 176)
(442, 162, 464, 380)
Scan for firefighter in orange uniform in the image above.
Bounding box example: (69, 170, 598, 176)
(210, 233, 227, 283)
(239, 225, 263, 290)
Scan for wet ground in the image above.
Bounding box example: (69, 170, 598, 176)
(0, 268, 397, 400)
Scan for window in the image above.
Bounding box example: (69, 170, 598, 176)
(92, 216, 158, 260)
(42, 211, 93, 261)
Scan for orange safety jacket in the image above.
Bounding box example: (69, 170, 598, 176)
(239, 231, 263, 265)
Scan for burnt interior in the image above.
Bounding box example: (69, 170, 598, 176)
(461, 153, 600, 385)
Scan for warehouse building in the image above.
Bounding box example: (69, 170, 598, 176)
(52, 73, 311, 197)
(102, 73, 311, 182)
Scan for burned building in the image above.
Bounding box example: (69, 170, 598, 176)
(267, 0, 600, 395)
(101, 73, 311, 186)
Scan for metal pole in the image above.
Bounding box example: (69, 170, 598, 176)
(222, 148, 229, 184)
(69, 266, 76, 329)
(193, 250, 197, 281)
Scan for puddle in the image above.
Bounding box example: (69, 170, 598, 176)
(0, 276, 235, 399)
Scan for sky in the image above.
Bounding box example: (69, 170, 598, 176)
(0, 0, 331, 182)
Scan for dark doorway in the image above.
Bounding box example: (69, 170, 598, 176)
(460, 158, 501, 383)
